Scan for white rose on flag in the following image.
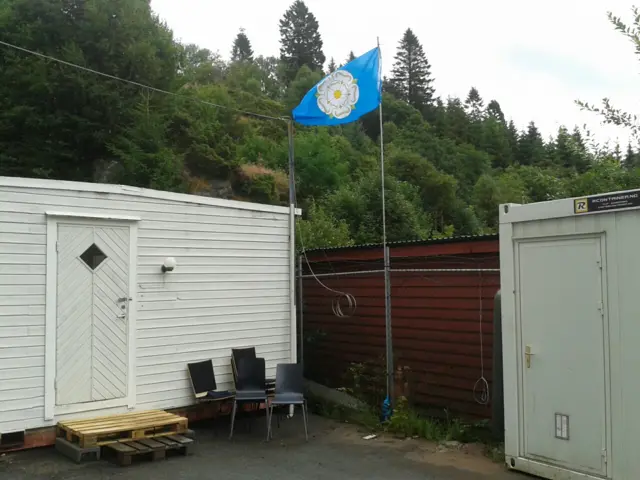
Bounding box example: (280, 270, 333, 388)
(316, 70, 360, 119)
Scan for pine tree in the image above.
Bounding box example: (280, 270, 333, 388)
(612, 143, 622, 162)
(443, 97, 470, 144)
(279, 0, 325, 82)
(506, 120, 519, 152)
(432, 98, 447, 134)
(571, 127, 585, 148)
(231, 28, 254, 62)
(544, 134, 557, 163)
(553, 126, 576, 169)
(390, 28, 435, 110)
(486, 100, 505, 123)
(337, 51, 356, 69)
(570, 127, 591, 172)
(623, 143, 639, 169)
(484, 117, 513, 168)
(625, 143, 634, 165)
(464, 87, 484, 148)
(517, 122, 546, 166)
(465, 87, 484, 122)
(327, 57, 337, 73)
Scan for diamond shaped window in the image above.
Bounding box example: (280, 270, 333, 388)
(80, 243, 107, 270)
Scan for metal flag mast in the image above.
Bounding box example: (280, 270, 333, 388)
(377, 38, 394, 407)
(287, 41, 393, 409)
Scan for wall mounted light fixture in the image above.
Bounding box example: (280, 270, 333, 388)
(162, 257, 177, 273)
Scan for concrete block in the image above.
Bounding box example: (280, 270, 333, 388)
(55, 437, 100, 464)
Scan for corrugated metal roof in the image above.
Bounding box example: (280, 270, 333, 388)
(303, 233, 499, 254)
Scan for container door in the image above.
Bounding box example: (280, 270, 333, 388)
(518, 236, 607, 476)
(55, 223, 130, 407)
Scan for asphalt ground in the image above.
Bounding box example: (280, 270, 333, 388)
(0, 414, 525, 480)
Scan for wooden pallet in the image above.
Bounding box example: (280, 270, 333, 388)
(57, 410, 188, 448)
(104, 435, 194, 466)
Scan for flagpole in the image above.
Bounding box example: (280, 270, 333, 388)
(377, 38, 394, 408)
(287, 118, 295, 207)
(287, 117, 297, 419)
(287, 118, 299, 367)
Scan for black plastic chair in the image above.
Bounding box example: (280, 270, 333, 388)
(229, 357, 270, 440)
(187, 360, 234, 402)
(231, 347, 275, 393)
(267, 363, 308, 441)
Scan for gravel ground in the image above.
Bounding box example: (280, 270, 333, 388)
(0, 414, 524, 480)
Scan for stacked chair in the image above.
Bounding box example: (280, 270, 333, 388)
(231, 347, 276, 394)
(187, 348, 309, 442)
(229, 356, 270, 440)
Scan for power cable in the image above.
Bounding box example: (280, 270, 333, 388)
(0, 38, 358, 316)
(292, 178, 356, 317)
(296, 223, 357, 318)
(0, 39, 287, 123)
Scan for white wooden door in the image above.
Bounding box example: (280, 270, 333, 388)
(55, 224, 130, 407)
(518, 236, 608, 477)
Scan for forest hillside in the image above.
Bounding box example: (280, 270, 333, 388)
(1, 0, 639, 248)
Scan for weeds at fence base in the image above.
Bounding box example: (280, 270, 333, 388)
(307, 385, 504, 463)
(483, 443, 506, 464)
(343, 358, 387, 409)
(306, 391, 380, 432)
(307, 358, 504, 462)
(381, 396, 492, 443)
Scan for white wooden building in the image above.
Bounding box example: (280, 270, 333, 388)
(0, 176, 298, 435)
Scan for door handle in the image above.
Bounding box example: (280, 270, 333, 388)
(525, 345, 535, 368)
(117, 314, 126, 319)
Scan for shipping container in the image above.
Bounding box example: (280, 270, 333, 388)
(499, 188, 640, 479)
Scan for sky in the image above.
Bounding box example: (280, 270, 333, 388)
(151, 0, 640, 147)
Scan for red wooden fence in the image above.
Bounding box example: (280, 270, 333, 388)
(301, 235, 500, 419)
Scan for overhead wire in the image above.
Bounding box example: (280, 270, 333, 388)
(4, 36, 497, 379)
(297, 233, 358, 318)
(296, 193, 359, 317)
(0, 37, 358, 318)
(292, 176, 357, 319)
(0, 39, 287, 123)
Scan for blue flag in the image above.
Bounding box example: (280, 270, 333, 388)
(293, 47, 381, 126)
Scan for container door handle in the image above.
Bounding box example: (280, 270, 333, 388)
(525, 345, 535, 368)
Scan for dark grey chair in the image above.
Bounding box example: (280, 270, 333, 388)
(267, 363, 308, 441)
(187, 360, 234, 402)
(231, 347, 275, 393)
(229, 357, 270, 440)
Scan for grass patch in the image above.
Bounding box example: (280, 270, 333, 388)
(308, 391, 496, 443)
(308, 389, 505, 463)
(308, 357, 505, 459)
(383, 396, 488, 443)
